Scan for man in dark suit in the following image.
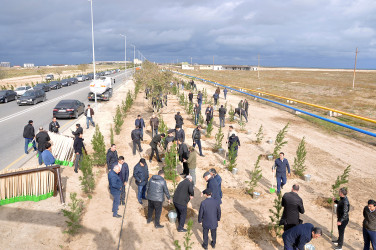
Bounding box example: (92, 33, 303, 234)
(133, 158, 149, 204)
(36, 127, 50, 165)
(178, 139, 189, 176)
(108, 165, 123, 218)
(131, 126, 143, 155)
(49, 117, 60, 133)
(203, 171, 221, 204)
(106, 144, 118, 170)
(281, 184, 305, 231)
(282, 223, 322, 250)
(175, 112, 184, 129)
(173, 175, 194, 232)
(149, 133, 165, 163)
(175, 126, 185, 143)
(198, 188, 221, 249)
(112, 156, 129, 205)
(135, 115, 145, 140)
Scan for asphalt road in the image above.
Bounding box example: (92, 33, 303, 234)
(0, 69, 133, 171)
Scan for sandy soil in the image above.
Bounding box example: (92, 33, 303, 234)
(0, 73, 375, 250)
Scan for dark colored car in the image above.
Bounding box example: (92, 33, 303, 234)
(48, 81, 62, 90)
(33, 83, 51, 92)
(69, 78, 78, 84)
(87, 73, 94, 80)
(17, 89, 46, 106)
(53, 99, 85, 119)
(0, 90, 17, 103)
(61, 79, 72, 87)
(83, 75, 90, 81)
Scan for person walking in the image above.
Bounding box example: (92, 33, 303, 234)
(72, 123, 83, 139)
(363, 199, 376, 250)
(213, 93, 219, 106)
(150, 114, 159, 138)
(209, 169, 222, 200)
(194, 103, 200, 125)
(280, 184, 305, 231)
(203, 172, 221, 204)
(49, 117, 60, 133)
(108, 165, 123, 218)
(106, 144, 118, 170)
(85, 104, 95, 129)
(164, 129, 175, 150)
(282, 223, 322, 250)
(112, 156, 129, 206)
(244, 99, 249, 117)
(175, 126, 185, 143)
(218, 105, 226, 127)
(131, 126, 143, 155)
(146, 170, 171, 228)
(197, 91, 203, 110)
(223, 88, 228, 100)
(23, 120, 37, 154)
(205, 105, 213, 125)
(149, 133, 165, 163)
(238, 100, 243, 110)
(272, 152, 291, 195)
(174, 176, 194, 232)
(333, 187, 350, 250)
(178, 139, 190, 176)
(135, 115, 145, 140)
(133, 158, 149, 204)
(228, 133, 241, 157)
(186, 146, 197, 185)
(198, 188, 221, 249)
(192, 125, 204, 157)
(175, 112, 184, 129)
(41, 142, 55, 166)
(36, 127, 50, 165)
(188, 91, 193, 103)
(215, 87, 220, 96)
(73, 133, 86, 173)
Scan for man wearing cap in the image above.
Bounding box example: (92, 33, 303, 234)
(108, 164, 123, 218)
(23, 120, 37, 154)
(146, 170, 171, 228)
(72, 124, 83, 139)
(36, 127, 50, 165)
(198, 188, 221, 249)
(85, 104, 95, 129)
(209, 169, 222, 200)
(133, 158, 149, 204)
(175, 112, 184, 129)
(135, 115, 145, 140)
(272, 152, 291, 195)
(149, 133, 165, 163)
(174, 175, 194, 232)
(73, 133, 86, 173)
(203, 172, 221, 204)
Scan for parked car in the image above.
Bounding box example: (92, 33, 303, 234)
(17, 89, 46, 105)
(60, 79, 72, 87)
(0, 90, 17, 103)
(76, 75, 85, 82)
(15, 86, 33, 97)
(83, 75, 90, 81)
(69, 78, 78, 84)
(45, 74, 54, 81)
(104, 71, 111, 75)
(33, 83, 51, 92)
(53, 99, 85, 119)
(48, 81, 62, 90)
(87, 73, 94, 80)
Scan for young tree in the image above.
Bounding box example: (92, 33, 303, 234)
(158, 116, 168, 145)
(174, 218, 194, 250)
(227, 142, 238, 171)
(114, 105, 124, 135)
(206, 118, 214, 137)
(245, 155, 263, 195)
(62, 192, 84, 235)
(110, 126, 114, 146)
(272, 123, 289, 158)
(269, 194, 284, 238)
(330, 165, 351, 202)
(228, 105, 235, 122)
(91, 125, 106, 165)
(79, 153, 95, 198)
(256, 125, 264, 143)
(213, 125, 224, 152)
(292, 137, 307, 177)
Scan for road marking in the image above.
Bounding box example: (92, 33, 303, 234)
(2, 153, 28, 172)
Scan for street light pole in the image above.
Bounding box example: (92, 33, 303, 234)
(89, 0, 97, 105)
(120, 34, 126, 72)
(131, 44, 135, 75)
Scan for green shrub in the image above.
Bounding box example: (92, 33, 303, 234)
(110, 126, 114, 145)
(245, 155, 263, 194)
(91, 125, 106, 166)
(256, 125, 264, 143)
(268, 194, 283, 238)
(114, 105, 124, 135)
(214, 126, 224, 152)
(174, 218, 194, 250)
(292, 137, 307, 177)
(206, 119, 214, 137)
(62, 192, 84, 235)
(272, 123, 289, 158)
(228, 105, 235, 122)
(227, 142, 237, 171)
(79, 153, 95, 198)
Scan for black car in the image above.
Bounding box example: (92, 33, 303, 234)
(83, 75, 90, 81)
(17, 89, 46, 106)
(48, 81, 62, 90)
(53, 99, 85, 119)
(69, 78, 78, 84)
(34, 83, 51, 92)
(0, 90, 17, 103)
(87, 73, 94, 80)
(61, 79, 72, 87)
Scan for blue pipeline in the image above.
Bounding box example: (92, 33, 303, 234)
(175, 72, 376, 138)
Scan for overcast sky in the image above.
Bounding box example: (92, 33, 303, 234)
(0, 0, 375, 68)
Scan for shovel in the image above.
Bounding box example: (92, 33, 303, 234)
(270, 171, 276, 194)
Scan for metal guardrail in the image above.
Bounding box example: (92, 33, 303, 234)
(174, 71, 376, 138)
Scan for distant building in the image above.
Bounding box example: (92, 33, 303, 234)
(251, 67, 258, 71)
(182, 64, 194, 70)
(199, 65, 213, 70)
(222, 65, 251, 71)
(133, 59, 142, 65)
(23, 63, 35, 68)
(13, 65, 21, 68)
(213, 65, 223, 70)
(0, 62, 10, 68)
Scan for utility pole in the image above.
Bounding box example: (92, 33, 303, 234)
(213, 56, 214, 70)
(352, 47, 358, 89)
(257, 54, 260, 79)
(120, 34, 126, 71)
(190, 57, 192, 65)
(89, 0, 97, 105)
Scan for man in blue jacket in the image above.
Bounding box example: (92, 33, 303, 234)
(135, 115, 145, 140)
(282, 223, 322, 250)
(108, 165, 123, 218)
(112, 156, 129, 206)
(198, 188, 221, 249)
(133, 158, 149, 204)
(209, 168, 222, 199)
(203, 172, 221, 204)
(41, 142, 55, 166)
(273, 152, 291, 194)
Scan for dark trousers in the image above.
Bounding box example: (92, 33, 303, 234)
(133, 141, 142, 155)
(203, 228, 217, 248)
(25, 138, 36, 153)
(363, 227, 376, 250)
(121, 184, 126, 203)
(182, 162, 189, 176)
(174, 202, 187, 230)
(284, 223, 297, 231)
(150, 146, 160, 161)
(148, 200, 163, 225)
(111, 192, 121, 216)
(195, 113, 199, 125)
(219, 117, 225, 127)
(38, 150, 43, 165)
(214, 99, 218, 105)
(337, 219, 349, 247)
(193, 139, 203, 156)
(139, 128, 144, 140)
(276, 173, 287, 194)
(74, 154, 82, 172)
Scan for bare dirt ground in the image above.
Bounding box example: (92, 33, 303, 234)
(0, 73, 375, 250)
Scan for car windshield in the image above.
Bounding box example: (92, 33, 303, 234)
(23, 91, 35, 97)
(0, 90, 7, 95)
(16, 87, 25, 91)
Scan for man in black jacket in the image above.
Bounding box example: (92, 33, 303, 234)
(164, 129, 175, 150)
(133, 158, 149, 204)
(280, 184, 305, 231)
(178, 139, 189, 176)
(333, 187, 350, 250)
(218, 105, 226, 127)
(23, 120, 37, 153)
(36, 127, 50, 165)
(175, 112, 184, 129)
(188, 91, 193, 103)
(175, 126, 185, 143)
(73, 133, 86, 173)
(149, 133, 165, 163)
(106, 144, 118, 170)
(146, 170, 171, 228)
(173, 176, 194, 232)
(72, 124, 83, 139)
(49, 117, 60, 133)
(228, 133, 240, 157)
(112, 156, 129, 205)
(203, 171, 221, 204)
(205, 105, 213, 125)
(194, 103, 200, 125)
(131, 126, 143, 155)
(198, 188, 221, 249)
(192, 125, 204, 156)
(135, 115, 145, 140)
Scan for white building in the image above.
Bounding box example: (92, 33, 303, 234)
(213, 65, 223, 70)
(23, 63, 35, 68)
(182, 64, 194, 70)
(0, 62, 10, 68)
(133, 59, 142, 65)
